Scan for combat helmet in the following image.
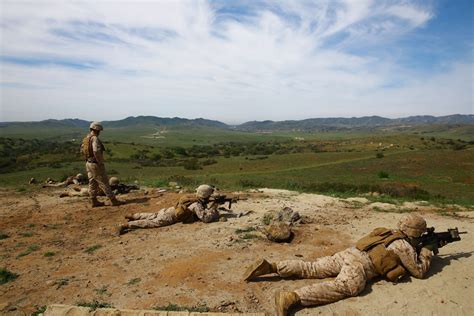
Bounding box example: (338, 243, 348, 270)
(76, 173, 85, 180)
(109, 177, 120, 186)
(398, 213, 427, 238)
(89, 121, 103, 131)
(196, 184, 214, 199)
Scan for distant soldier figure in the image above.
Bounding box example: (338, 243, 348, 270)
(109, 176, 139, 195)
(81, 122, 122, 207)
(60, 177, 138, 199)
(43, 173, 87, 188)
(117, 184, 219, 235)
(244, 213, 435, 316)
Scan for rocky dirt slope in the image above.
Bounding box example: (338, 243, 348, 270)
(0, 187, 472, 315)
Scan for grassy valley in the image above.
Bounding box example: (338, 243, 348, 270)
(1, 121, 473, 206)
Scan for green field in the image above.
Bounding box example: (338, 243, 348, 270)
(1, 125, 473, 206)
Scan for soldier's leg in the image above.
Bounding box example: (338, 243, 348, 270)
(245, 250, 344, 282)
(125, 208, 176, 229)
(87, 163, 104, 207)
(94, 166, 123, 206)
(277, 251, 343, 279)
(95, 168, 114, 198)
(295, 260, 367, 306)
(126, 219, 163, 229)
(127, 212, 159, 220)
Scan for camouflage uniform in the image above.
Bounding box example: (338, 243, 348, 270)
(84, 134, 115, 200)
(125, 200, 219, 229)
(44, 174, 86, 188)
(275, 239, 432, 306)
(245, 214, 434, 315)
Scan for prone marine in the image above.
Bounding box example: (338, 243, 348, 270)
(244, 213, 455, 316)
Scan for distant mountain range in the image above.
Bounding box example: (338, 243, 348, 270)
(0, 114, 473, 132)
(237, 114, 474, 131)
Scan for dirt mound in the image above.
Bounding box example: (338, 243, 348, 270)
(0, 187, 472, 315)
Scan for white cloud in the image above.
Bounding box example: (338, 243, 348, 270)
(386, 3, 433, 27)
(0, 0, 471, 123)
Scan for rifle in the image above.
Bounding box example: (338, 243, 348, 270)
(209, 194, 239, 209)
(410, 227, 467, 255)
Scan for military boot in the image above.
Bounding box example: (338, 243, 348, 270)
(110, 197, 124, 206)
(243, 258, 277, 281)
(91, 197, 105, 207)
(275, 291, 300, 316)
(115, 224, 129, 236)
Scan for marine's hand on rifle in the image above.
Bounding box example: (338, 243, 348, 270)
(423, 243, 438, 253)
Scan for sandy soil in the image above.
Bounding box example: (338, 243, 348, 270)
(0, 187, 472, 315)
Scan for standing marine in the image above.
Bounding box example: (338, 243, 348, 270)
(81, 121, 122, 207)
(244, 213, 434, 316)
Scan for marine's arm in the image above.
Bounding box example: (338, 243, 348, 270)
(189, 201, 219, 223)
(387, 239, 433, 279)
(91, 136, 105, 164)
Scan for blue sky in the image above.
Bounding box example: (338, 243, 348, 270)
(0, 0, 472, 123)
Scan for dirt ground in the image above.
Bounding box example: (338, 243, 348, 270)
(0, 186, 473, 315)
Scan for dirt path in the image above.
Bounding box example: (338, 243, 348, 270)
(0, 187, 472, 315)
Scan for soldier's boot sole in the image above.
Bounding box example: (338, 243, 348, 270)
(275, 291, 300, 316)
(243, 258, 276, 282)
(115, 224, 129, 236)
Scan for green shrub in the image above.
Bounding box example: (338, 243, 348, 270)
(183, 158, 202, 170)
(378, 171, 389, 179)
(152, 304, 209, 312)
(17, 244, 40, 258)
(0, 267, 19, 284)
(32, 306, 46, 316)
(84, 244, 102, 254)
(76, 300, 113, 310)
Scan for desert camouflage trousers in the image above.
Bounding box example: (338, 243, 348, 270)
(127, 207, 177, 229)
(86, 162, 114, 199)
(277, 247, 378, 306)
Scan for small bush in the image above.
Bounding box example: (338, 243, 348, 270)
(241, 233, 259, 240)
(152, 304, 209, 312)
(32, 306, 46, 316)
(44, 251, 56, 257)
(76, 300, 113, 310)
(84, 244, 102, 254)
(94, 285, 108, 295)
(183, 158, 202, 170)
(17, 244, 40, 258)
(235, 227, 256, 234)
(126, 278, 141, 285)
(375, 152, 384, 159)
(0, 233, 9, 240)
(0, 267, 19, 284)
(54, 278, 69, 288)
(378, 171, 389, 179)
(201, 159, 217, 166)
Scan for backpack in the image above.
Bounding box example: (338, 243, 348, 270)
(356, 227, 407, 282)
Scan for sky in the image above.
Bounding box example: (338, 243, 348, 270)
(0, 0, 472, 124)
